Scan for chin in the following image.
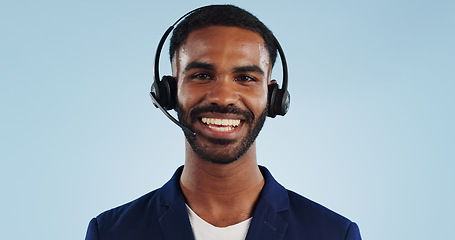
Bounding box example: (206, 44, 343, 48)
(188, 140, 250, 165)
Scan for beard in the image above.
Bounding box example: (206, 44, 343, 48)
(175, 103, 267, 165)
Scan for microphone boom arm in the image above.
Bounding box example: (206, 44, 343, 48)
(149, 92, 196, 136)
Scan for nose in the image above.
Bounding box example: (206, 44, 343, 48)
(205, 76, 239, 107)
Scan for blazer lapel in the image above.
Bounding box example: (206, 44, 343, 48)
(159, 202, 194, 240)
(245, 199, 288, 240)
(245, 166, 290, 240)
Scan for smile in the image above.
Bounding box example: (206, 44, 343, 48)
(201, 117, 241, 132)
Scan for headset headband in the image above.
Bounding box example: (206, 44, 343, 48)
(153, 7, 288, 92)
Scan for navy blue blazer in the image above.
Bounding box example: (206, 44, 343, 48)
(86, 166, 361, 239)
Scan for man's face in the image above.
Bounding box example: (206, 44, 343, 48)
(173, 26, 271, 164)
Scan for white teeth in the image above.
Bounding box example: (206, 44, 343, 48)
(201, 117, 241, 128)
(209, 125, 234, 132)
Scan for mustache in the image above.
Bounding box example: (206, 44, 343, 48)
(189, 105, 254, 123)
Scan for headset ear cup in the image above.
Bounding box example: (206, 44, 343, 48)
(267, 83, 278, 118)
(267, 82, 290, 118)
(151, 76, 177, 110)
(160, 76, 177, 110)
(276, 89, 290, 116)
(151, 80, 162, 105)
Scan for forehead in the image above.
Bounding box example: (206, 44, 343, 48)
(175, 26, 270, 68)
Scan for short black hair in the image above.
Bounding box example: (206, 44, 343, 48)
(169, 5, 278, 66)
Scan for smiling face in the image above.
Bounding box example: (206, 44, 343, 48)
(173, 26, 271, 164)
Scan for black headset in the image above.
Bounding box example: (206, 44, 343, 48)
(150, 6, 290, 136)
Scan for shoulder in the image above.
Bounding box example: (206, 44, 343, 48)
(257, 166, 361, 239)
(90, 188, 166, 239)
(284, 190, 361, 239)
(259, 166, 358, 233)
(96, 188, 162, 225)
(86, 167, 186, 239)
(287, 190, 349, 222)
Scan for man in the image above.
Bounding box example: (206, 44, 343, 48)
(85, 5, 361, 240)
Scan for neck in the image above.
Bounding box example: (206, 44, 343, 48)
(180, 141, 264, 227)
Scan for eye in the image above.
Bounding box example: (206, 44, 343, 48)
(191, 73, 212, 80)
(235, 75, 257, 83)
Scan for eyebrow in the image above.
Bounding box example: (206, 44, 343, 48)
(184, 62, 215, 73)
(184, 61, 265, 76)
(233, 65, 264, 76)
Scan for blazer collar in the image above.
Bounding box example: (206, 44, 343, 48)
(157, 166, 290, 240)
(257, 166, 290, 212)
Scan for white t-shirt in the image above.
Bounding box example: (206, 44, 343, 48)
(186, 204, 252, 240)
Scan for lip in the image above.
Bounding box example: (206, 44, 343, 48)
(198, 112, 246, 121)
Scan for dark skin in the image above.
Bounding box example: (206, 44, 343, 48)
(172, 26, 276, 227)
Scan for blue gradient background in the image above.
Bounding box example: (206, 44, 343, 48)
(1, 0, 454, 239)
